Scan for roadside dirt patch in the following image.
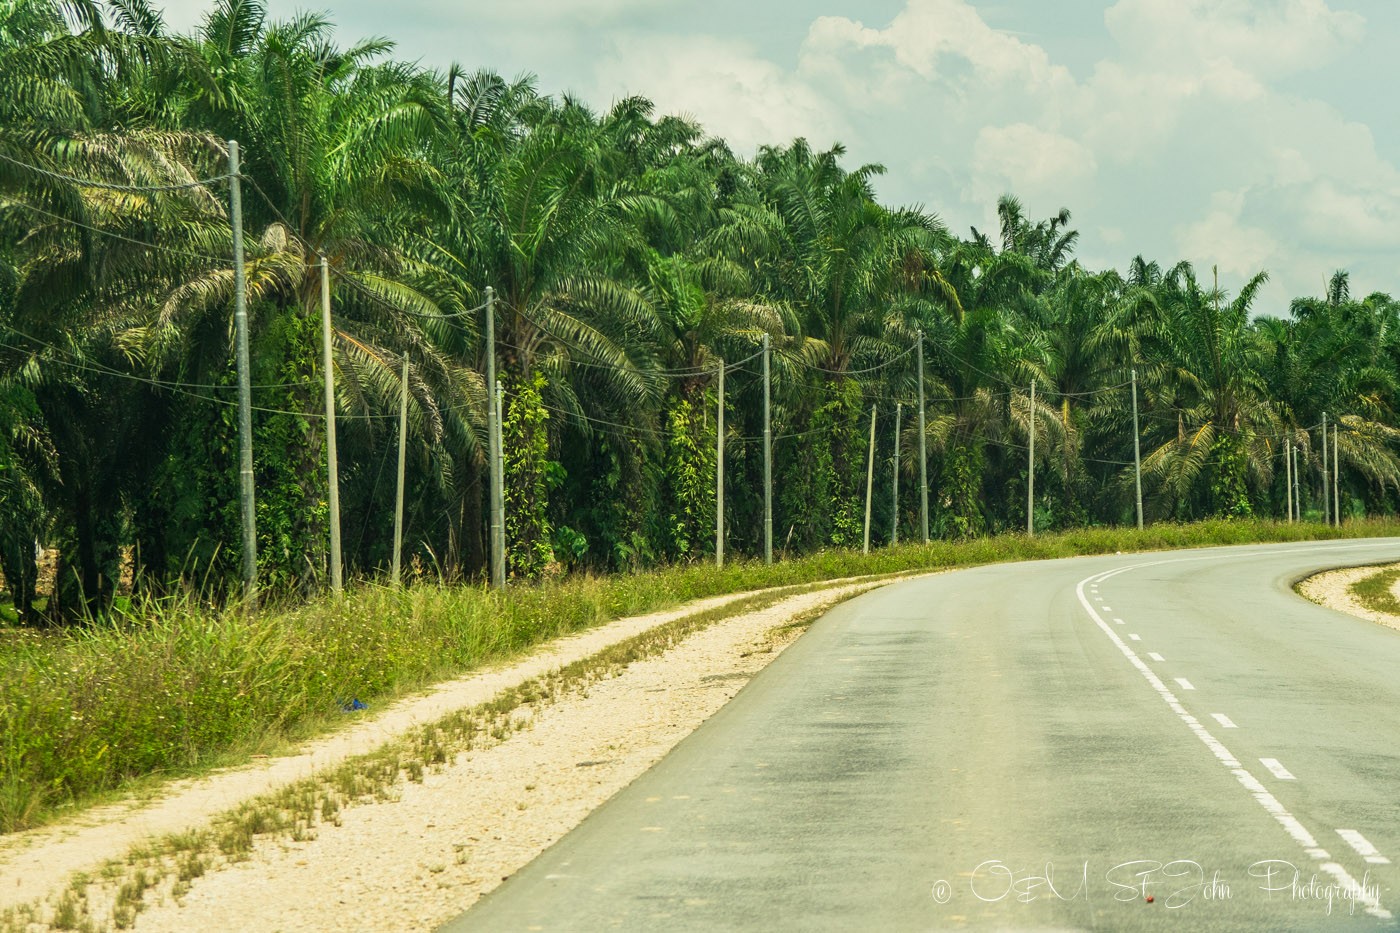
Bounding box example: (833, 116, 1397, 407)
(0, 577, 898, 931)
(1296, 562, 1400, 633)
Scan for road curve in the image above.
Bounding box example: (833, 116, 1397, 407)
(441, 539, 1400, 932)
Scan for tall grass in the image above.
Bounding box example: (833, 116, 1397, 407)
(1, 518, 1393, 833)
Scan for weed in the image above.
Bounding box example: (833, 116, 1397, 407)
(1347, 564, 1400, 616)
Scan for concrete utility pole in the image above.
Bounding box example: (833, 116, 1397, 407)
(1334, 424, 1340, 526)
(917, 330, 928, 544)
(763, 333, 773, 565)
(716, 359, 725, 568)
(891, 403, 902, 546)
(1322, 411, 1329, 526)
(496, 384, 505, 575)
(485, 287, 505, 589)
(1285, 439, 1293, 523)
(1131, 368, 1144, 530)
(392, 352, 409, 586)
(1293, 443, 1301, 522)
(319, 256, 342, 594)
(1027, 379, 1036, 537)
(863, 405, 877, 555)
(228, 140, 258, 605)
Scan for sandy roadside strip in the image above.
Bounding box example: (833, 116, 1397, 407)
(122, 580, 889, 932)
(1297, 561, 1400, 632)
(0, 575, 898, 924)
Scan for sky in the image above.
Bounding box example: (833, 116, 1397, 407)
(157, 0, 1400, 316)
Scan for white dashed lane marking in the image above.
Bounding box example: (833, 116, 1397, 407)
(1211, 713, 1237, 729)
(1075, 546, 1400, 922)
(1338, 829, 1392, 865)
(1261, 758, 1296, 780)
(1147, 652, 1164, 662)
(1113, 618, 1125, 625)
(1128, 633, 1141, 641)
(1174, 677, 1195, 691)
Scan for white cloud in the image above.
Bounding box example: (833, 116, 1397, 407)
(159, 0, 1400, 308)
(970, 124, 1097, 206)
(1176, 190, 1280, 279)
(1103, 0, 1364, 79)
(591, 35, 845, 156)
(787, 0, 1399, 308)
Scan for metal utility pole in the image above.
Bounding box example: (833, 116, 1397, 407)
(716, 359, 725, 568)
(1334, 424, 1340, 526)
(392, 352, 409, 586)
(763, 333, 773, 566)
(319, 257, 342, 594)
(1027, 379, 1036, 537)
(485, 287, 505, 589)
(917, 330, 928, 544)
(1322, 411, 1329, 526)
(1285, 439, 1293, 523)
(863, 405, 877, 554)
(891, 403, 902, 546)
(1131, 368, 1144, 530)
(228, 139, 258, 605)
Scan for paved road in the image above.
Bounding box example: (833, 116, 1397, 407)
(441, 540, 1400, 931)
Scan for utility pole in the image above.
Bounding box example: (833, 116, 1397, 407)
(1293, 443, 1301, 522)
(763, 333, 773, 566)
(1027, 379, 1036, 537)
(1285, 439, 1293, 523)
(863, 404, 877, 555)
(1322, 412, 1329, 526)
(1131, 368, 1144, 530)
(392, 352, 409, 586)
(716, 358, 725, 568)
(319, 256, 342, 594)
(496, 384, 505, 575)
(1334, 424, 1340, 526)
(917, 330, 928, 544)
(485, 287, 505, 589)
(891, 402, 902, 546)
(228, 139, 258, 605)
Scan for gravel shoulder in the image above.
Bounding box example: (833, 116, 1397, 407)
(1296, 561, 1400, 632)
(0, 576, 898, 931)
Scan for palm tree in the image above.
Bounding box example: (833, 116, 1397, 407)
(1134, 264, 1280, 518)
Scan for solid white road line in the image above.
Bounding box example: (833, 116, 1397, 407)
(1211, 713, 1237, 729)
(1175, 677, 1195, 690)
(1260, 758, 1296, 780)
(1075, 549, 1400, 920)
(1338, 829, 1392, 865)
(1148, 652, 1165, 662)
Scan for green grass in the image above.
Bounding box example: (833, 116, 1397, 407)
(0, 517, 1395, 835)
(1347, 564, 1400, 616)
(2, 581, 856, 932)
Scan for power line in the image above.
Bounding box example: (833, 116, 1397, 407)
(2, 199, 232, 266)
(3, 324, 315, 390)
(0, 152, 230, 193)
(796, 342, 917, 376)
(0, 337, 393, 421)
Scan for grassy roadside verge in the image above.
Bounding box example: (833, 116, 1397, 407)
(2, 580, 862, 933)
(1346, 563, 1400, 616)
(2, 518, 1395, 835)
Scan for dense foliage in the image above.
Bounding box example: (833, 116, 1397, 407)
(4, 0, 1400, 622)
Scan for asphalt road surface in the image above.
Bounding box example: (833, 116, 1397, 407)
(441, 539, 1400, 932)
